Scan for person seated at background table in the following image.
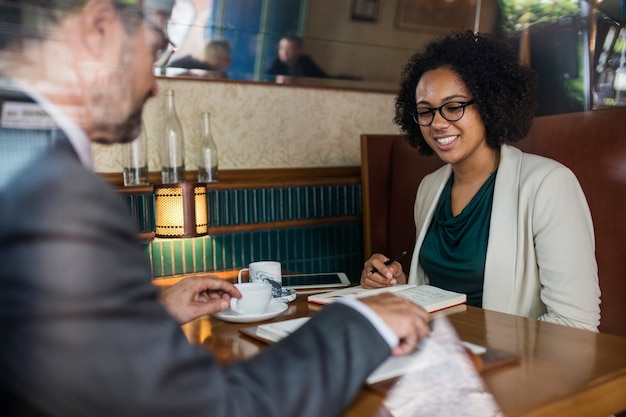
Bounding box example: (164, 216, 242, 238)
(0, 1, 430, 416)
(265, 35, 327, 79)
(360, 30, 601, 332)
(168, 38, 231, 78)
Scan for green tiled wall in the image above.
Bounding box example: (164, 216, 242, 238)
(124, 184, 360, 231)
(128, 183, 364, 282)
(149, 222, 363, 281)
(124, 193, 156, 234)
(208, 184, 361, 226)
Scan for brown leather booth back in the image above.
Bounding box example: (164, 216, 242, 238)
(361, 134, 443, 274)
(361, 107, 626, 336)
(516, 108, 626, 336)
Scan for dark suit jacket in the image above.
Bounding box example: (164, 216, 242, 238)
(265, 55, 327, 78)
(168, 55, 216, 71)
(0, 91, 390, 417)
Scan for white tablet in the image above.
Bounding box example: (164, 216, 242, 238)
(282, 272, 351, 290)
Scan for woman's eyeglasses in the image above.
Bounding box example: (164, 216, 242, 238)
(413, 100, 476, 126)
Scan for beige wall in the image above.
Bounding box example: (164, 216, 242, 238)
(93, 78, 400, 173)
(304, 0, 498, 84)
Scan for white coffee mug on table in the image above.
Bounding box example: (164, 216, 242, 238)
(238, 261, 282, 297)
(230, 282, 272, 315)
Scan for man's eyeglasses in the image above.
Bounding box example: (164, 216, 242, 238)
(143, 15, 177, 67)
(413, 100, 476, 126)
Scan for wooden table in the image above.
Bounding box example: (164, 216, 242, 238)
(156, 279, 626, 417)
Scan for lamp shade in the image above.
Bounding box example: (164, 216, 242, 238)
(154, 182, 208, 238)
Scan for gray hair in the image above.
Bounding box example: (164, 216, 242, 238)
(0, 0, 173, 49)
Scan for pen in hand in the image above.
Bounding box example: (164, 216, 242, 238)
(369, 250, 408, 275)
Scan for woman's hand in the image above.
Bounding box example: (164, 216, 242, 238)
(360, 253, 407, 289)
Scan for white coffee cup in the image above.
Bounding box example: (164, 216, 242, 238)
(230, 282, 272, 315)
(238, 261, 282, 298)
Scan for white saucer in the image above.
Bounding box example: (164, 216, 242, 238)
(275, 288, 297, 303)
(214, 299, 288, 323)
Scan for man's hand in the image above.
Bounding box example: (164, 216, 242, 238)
(360, 293, 430, 356)
(159, 276, 241, 324)
(360, 253, 407, 289)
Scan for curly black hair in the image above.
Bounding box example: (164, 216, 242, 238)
(395, 30, 538, 155)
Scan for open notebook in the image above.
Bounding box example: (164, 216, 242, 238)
(307, 284, 467, 313)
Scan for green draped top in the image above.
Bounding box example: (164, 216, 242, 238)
(419, 170, 497, 307)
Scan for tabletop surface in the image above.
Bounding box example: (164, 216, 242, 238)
(156, 278, 626, 417)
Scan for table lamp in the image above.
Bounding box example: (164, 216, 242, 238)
(154, 182, 208, 238)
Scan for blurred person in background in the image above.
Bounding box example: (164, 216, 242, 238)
(266, 35, 326, 79)
(168, 38, 231, 78)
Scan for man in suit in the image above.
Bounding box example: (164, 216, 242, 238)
(0, 1, 431, 416)
(265, 35, 327, 79)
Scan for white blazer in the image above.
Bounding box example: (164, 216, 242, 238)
(408, 144, 601, 331)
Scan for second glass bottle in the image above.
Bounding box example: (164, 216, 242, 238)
(198, 111, 219, 182)
(161, 89, 185, 183)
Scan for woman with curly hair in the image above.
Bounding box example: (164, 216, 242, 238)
(360, 30, 600, 331)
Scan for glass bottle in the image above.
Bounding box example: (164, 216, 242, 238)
(198, 111, 219, 182)
(123, 121, 149, 186)
(161, 89, 185, 183)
